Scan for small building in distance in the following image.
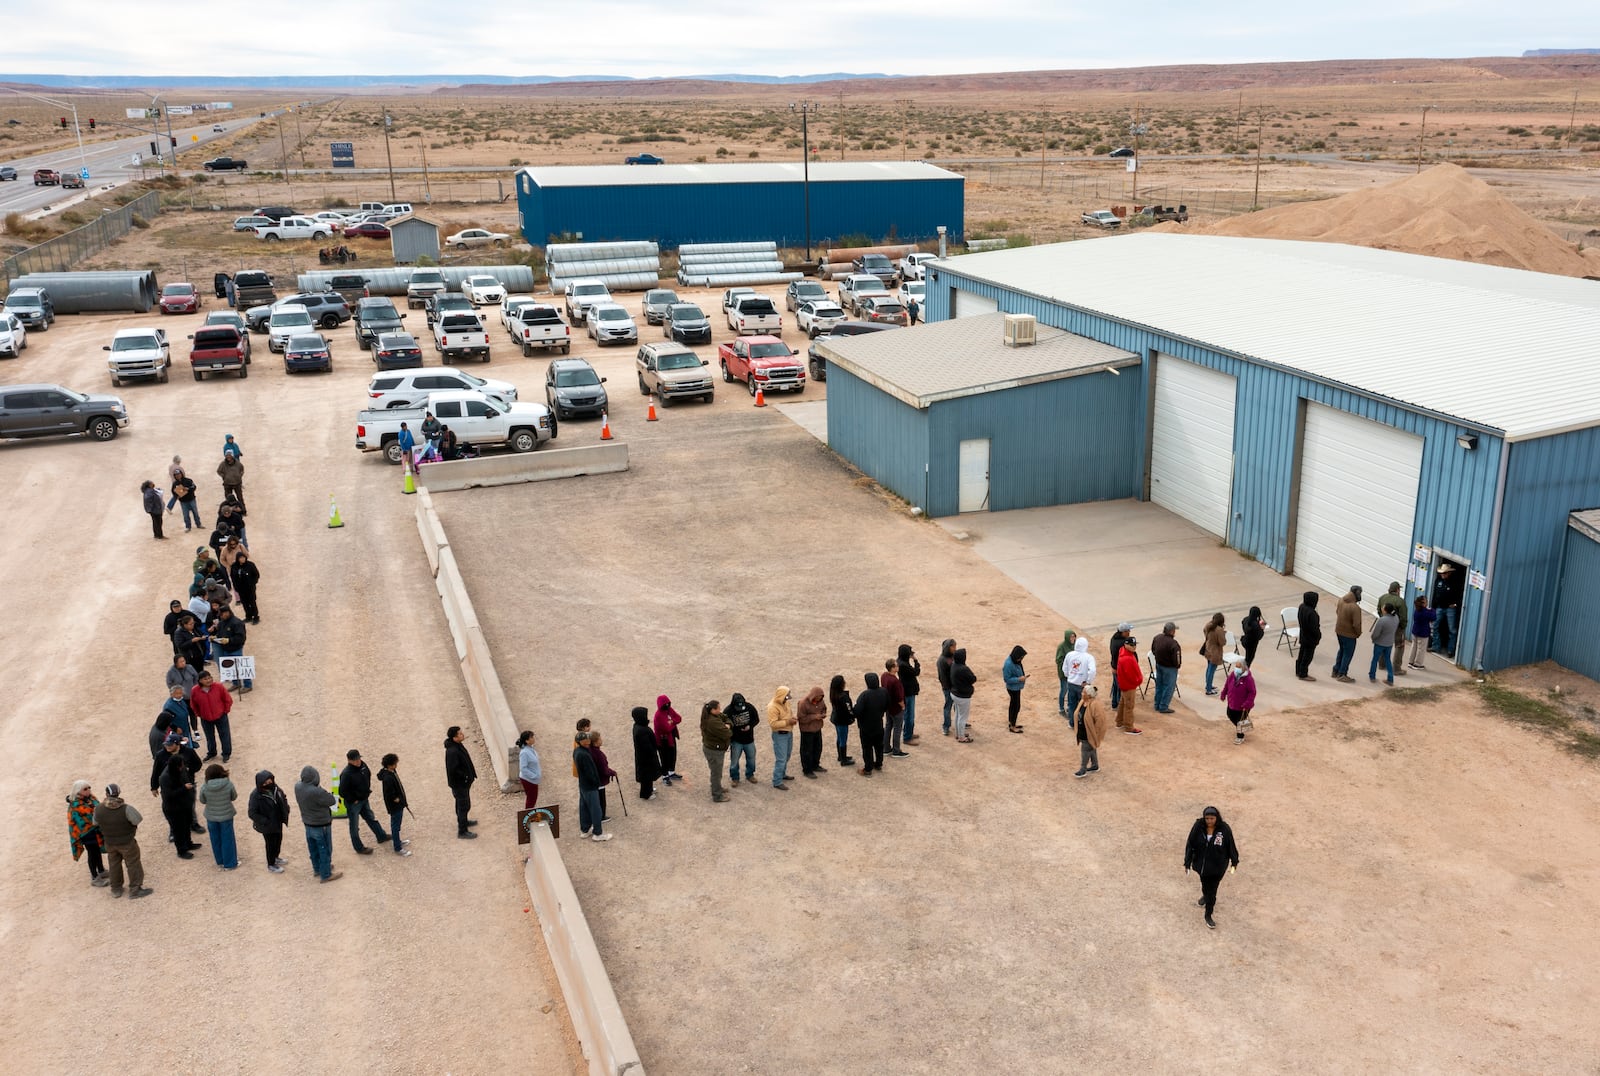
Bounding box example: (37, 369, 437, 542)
(389, 215, 441, 265)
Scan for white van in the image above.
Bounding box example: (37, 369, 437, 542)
(359, 201, 388, 213)
(383, 202, 414, 216)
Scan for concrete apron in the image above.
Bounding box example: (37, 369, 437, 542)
(939, 499, 1471, 718)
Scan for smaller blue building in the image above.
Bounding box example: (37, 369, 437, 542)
(515, 161, 963, 249)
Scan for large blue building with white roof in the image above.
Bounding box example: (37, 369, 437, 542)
(822, 233, 1600, 671)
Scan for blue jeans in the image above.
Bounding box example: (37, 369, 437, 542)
(1436, 606, 1460, 657)
(729, 741, 756, 780)
(903, 694, 917, 739)
(1154, 665, 1178, 711)
(305, 824, 333, 879)
(389, 809, 405, 851)
(221, 645, 252, 689)
(771, 731, 793, 785)
(1333, 636, 1357, 677)
(1064, 682, 1083, 727)
(1058, 679, 1069, 712)
(346, 798, 388, 850)
(1369, 645, 1394, 683)
(207, 818, 238, 869)
(179, 499, 202, 531)
(942, 688, 953, 732)
(836, 722, 851, 757)
(1205, 661, 1219, 693)
(201, 714, 232, 759)
(579, 788, 604, 836)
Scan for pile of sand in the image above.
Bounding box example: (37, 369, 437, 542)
(1188, 164, 1600, 279)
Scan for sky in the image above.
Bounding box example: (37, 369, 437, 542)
(7, 0, 1598, 78)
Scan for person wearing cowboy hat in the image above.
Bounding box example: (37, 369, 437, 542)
(1430, 562, 1463, 658)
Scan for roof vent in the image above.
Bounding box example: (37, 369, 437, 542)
(1003, 313, 1037, 347)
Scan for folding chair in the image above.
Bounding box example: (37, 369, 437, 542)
(1278, 607, 1300, 653)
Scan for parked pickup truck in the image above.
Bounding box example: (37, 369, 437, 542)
(355, 389, 554, 464)
(1131, 204, 1188, 223)
(0, 383, 128, 442)
(187, 326, 249, 380)
(407, 268, 448, 309)
(231, 270, 277, 308)
(433, 312, 491, 363)
(1081, 209, 1121, 229)
(852, 253, 899, 285)
(717, 335, 805, 397)
(102, 327, 171, 385)
(838, 274, 891, 316)
(254, 216, 335, 241)
(726, 293, 782, 336)
(899, 251, 936, 281)
(512, 304, 572, 356)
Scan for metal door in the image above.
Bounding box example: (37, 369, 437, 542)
(958, 438, 990, 513)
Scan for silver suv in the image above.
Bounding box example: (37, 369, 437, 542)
(636, 342, 714, 406)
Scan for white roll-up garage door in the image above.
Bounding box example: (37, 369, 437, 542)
(1293, 404, 1424, 605)
(952, 289, 998, 319)
(1150, 354, 1237, 537)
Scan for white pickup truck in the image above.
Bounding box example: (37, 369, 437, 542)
(726, 293, 782, 336)
(838, 274, 892, 316)
(512, 303, 572, 356)
(102, 327, 171, 385)
(355, 389, 555, 464)
(433, 312, 491, 363)
(254, 216, 335, 241)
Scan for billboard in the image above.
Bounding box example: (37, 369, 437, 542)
(126, 108, 149, 119)
(331, 141, 355, 169)
(210, 102, 234, 111)
(168, 105, 194, 117)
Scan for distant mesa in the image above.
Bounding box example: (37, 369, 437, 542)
(1522, 49, 1600, 56)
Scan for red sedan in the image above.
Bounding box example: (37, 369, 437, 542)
(343, 221, 391, 240)
(159, 282, 202, 314)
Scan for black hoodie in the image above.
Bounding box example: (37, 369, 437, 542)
(1184, 806, 1240, 876)
(854, 672, 888, 737)
(378, 767, 408, 813)
(951, 649, 976, 699)
(444, 736, 477, 789)
(247, 770, 291, 834)
(632, 707, 662, 783)
(897, 644, 922, 697)
(936, 639, 956, 691)
(1297, 591, 1322, 645)
(726, 693, 760, 745)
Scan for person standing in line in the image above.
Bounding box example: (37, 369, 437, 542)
(573, 731, 612, 840)
(950, 648, 977, 743)
(1431, 563, 1463, 659)
(421, 411, 443, 456)
(725, 692, 760, 785)
(1376, 582, 1409, 677)
(768, 686, 797, 787)
(162, 683, 200, 747)
(231, 551, 261, 624)
(1184, 806, 1240, 929)
(1002, 645, 1028, 733)
(247, 770, 291, 872)
(587, 731, 617, 820)
(190, 671, 235, 763)
(1053, 630, 1078, 718)
(216, 453, 245, 510)
(1072, 685, 1109, 778)
(1239, 606, 1268, 669)
(1114, 634, 1144, 735)
(168, 454, 186, 486)
(1295, 592, 1322, 681)
(881, 660, 907, 756)
(631, 707, 661, 801)
(443, 726, 479, 840)
(654, 695, 684, 785)
(897, 644, 922, 744)
(518, 730, 542, 809)
(1108, 622, 1133, 710)
(1201, 613, 1227, 696)
(94, 784, 152, 899)
(339, 749, 390, 855)
(210, 607, 251, 693)
(222, 434, 243, 460)
(141, 480, 165, 539)
(936, 638, 957, 736)
(796, 685, 828, 779)
(156, 736, 202, 858)
(148, 712, 177, 760)
(172, 470, 202, 533)
(162, 599, 187, 645)
(168, 652, 201, 699)
(1151, 622, 1182, 715)
(397, 422, 417, 474)
(1368, 604, 1399, 686)
(66, 780, 109, 887)
(854, 673, 888, 774)
(1063, 637, 1096, 730)
(1408, 597, 1437, 670)
(571, 718, 592, 787)
(218, 533, 247, 594)
(377, 755, 411, 856)
(1219, 660, 1256, 745)
(1331, 586, 1364, 683)
(197, 763, 239, 871)
(294, 766, 342, 882)
(700, 700, 732, 803)
(829, 675, 856, 766)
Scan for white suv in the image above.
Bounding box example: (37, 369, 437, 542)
(267, 305, 314, 353)
(366, 367, 519, 409)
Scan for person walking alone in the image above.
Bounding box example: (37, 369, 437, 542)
(1002, 645, 1028, 733)
(1219, 660, 1256, 745)
(829, 675, 856, 767)
(1071, 685, 1109, 778)
(247, 770, 291, 872)
(854, 673, 888, 774)
(768, 686, 797, 787)
(796, 685, 827, 779)
(197, 763, 239, 870)
(443, 726, 479, 840)
(654, 695, 684, 785)
(574, 731, 611, 841)
(1063, 637, 1096, 730)
(897, 643, 922, 743)
(339, 749, 390, 854)
(294, 766, 342, 882)
(631, 708, 661, 800)
(936, 639, 957, 736)
(950, 648, 977, 743)
(1054, 630, 1078, 718)
(66, 781, 109, 888)
(141, 480, 165, 539)
(1295, 592, 1322, 681)
(94, 784, 152, 899)
(700, 700, 732, 803)
(1201, 613, 1227, 695)
(378, 755, 411, 856)
(1184, 806, 1240, 929)
(517, 730, 542, 809)
(1114, 634, 1143, 735)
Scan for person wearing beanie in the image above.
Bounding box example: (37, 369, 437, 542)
(294, 766, 342, 881)
(1184, 806, 1240, 929)
(630, 708, 661, 801)
(1108, 622, 1133, 709)
(94, 784, 151, 899)
(1114, 635, 1144, 735)
(1072, 686, 1109, 778)
(66, 780, 108, 887)
(197, 763, 239, 870)
(339, 749, 390, 854)
(699, 700, 732, 802)
(247, 770, 292, 872)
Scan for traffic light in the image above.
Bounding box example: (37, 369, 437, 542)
(88, 118, 95, 130)
(60, 117, 68, 128)
(170, 136, 177, 148)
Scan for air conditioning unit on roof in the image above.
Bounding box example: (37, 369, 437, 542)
(1003, 313, 1037, 347)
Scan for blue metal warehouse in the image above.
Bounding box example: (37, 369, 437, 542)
(514, 162, 963, 249)
(827, 233, 1600, 672)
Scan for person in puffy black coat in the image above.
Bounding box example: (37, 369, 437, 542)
(896, 643, 922, 743)
(854, 672, 888, 775)
(1184, 805, 1240, 929)
(246, 770, 291, 873)
(1295, 592, 1322, 681)
(829, 674, 856, 768)
(444, 726, 478, 839)
(632, 707, 661, 800)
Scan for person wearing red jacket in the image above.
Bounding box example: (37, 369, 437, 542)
(653, 695, 684, 785)
(190, 671, 235, 761)
(1114, 635, 1143, 735)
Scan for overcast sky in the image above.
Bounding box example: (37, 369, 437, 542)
(8, 1, 1596, 78)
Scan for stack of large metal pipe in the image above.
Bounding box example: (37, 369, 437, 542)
(675, 241, 800, 288)
(816, 244, 918, 281)
(7, 271, 159, 313)
(547, 241, 661, 292)
(296, 265, 539, 296)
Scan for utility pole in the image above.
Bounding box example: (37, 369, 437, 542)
(383, 112, 397, 202)
(277, 119, 292, 189)
(1567, 89, 1580, 143)
(1235, 90, 1243, 147)
(1129, 112, 1149, 202)
(294, 106, 307, 169)
(835, 90, 846, 160)
(420, 137, 433, 204)
(1253, 108, 1265, 210)
(895, 97, 912, 161)
(792, 101, 819, 261)
(1416, 104, 1434, 173)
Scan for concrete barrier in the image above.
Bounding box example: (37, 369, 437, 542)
(525, 830, 645, 1076)
(420, 442, 629, 492)
(414, 488, 446, 577)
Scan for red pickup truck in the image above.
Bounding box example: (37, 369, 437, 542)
(717, 335, 805, 397)
(33, 169, 61, 186)
(188, 326, 250, 381)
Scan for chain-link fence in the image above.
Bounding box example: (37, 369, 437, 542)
(962, 162, 1324, 217)
(165, 175, 514, 213)
(2, 191, 163, 284)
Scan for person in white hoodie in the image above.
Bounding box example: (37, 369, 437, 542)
(1062, 638, 1097, 731)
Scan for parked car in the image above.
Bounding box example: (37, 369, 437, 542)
(785, 280, 830, 312)
(354, 297, 406, 349)
(662, 302, 712, 345)
(366, 367, 518, 410)
(267, 306, 316, 352)
(726, 293, 782, 336)
(544, 357, 609, 418)
(102, 327, 171, 385)
(202, 312, 253, 360)
(636, 342, 714, 406)
(203, 156, 248, 171)
(624, 153, 664, 165)
(462, 275, 506, 306)
(0, 383, 128, 442)
(563, 279, 612, 326)
(796, 298, 848, 338)
(233, 215, 274, 232)
(641, 288, 680, 324)
(510, 304, 571, 356)
(500, 296, 538, 334)
(343, 221, 391, 240)
(3, 287, 55, 330)
(432, 312, 491, 363)
(587, 303, 638, 346)
(425, 292, 474, 329)
(283, 333, 333, 374)
(851, 253, 899, 285)
(859, 296, 910, 327)
(324, 272, 369, 305)
(245, 292, 350, 332)
(187, 327, 249, 381)
(898, 280, 926, 307)
(251, 206, 297, 221)
(838, 274, 891, 316)
(406, 267, 448, 309)
(255, 216, 334, 241)
(0, 313, 27, 357)
(445, 228, 510, 249)
(899, 251, 937, 281)
(1081, 209, 1122, 229)
(718, 336, 804, 397)
(372, 331, 424, 370)
(230, 270, 277, 308)
(158, 282, 202, 315)
(355, 390, 553, 463)
(310, 211, 352, 229)
(806, 321, 899, 381)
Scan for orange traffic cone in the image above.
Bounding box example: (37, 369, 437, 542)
(754, 386, 766, 407)
(600, 412, 613, 440)
(646, 399, 659, 422)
